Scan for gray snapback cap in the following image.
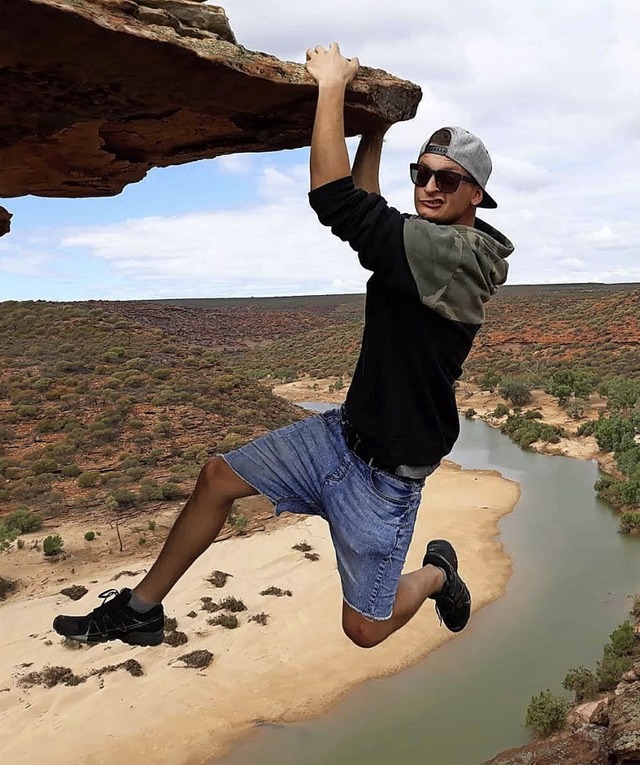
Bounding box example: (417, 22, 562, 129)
(418, 126, 497, 209)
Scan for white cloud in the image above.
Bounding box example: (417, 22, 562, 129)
(57, 165, 370, 297)
(214, 154, 253, 174)
(4, 0, 640, 298)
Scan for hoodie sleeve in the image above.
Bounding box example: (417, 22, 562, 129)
(403, 218, 511, 324)
(308, 176, 418, 295)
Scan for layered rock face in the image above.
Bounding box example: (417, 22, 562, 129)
(0, 0, 422, 198)
(483, 677, 640, 765)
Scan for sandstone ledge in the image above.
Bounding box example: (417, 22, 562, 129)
(1, 0, 422, 197)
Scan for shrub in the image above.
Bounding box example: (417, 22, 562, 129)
(5, 507, 43, 534)
(0, 576, 17, 600)
(206, 571, 232, 588)
(492, 403, 510, 418)
(78, 471, 101, 488)
(31, 459, 58, 475)
(292, 541, 313, 553)
(249, 613, 269, 626)
(109, 489, 139, 508)
(596, 651, 634, 690)
(84, 531, 95, 541)
(499, 380, 533, 407)
(139, 480, 163, 501)
(631, 594, 640, 619)
(525, 690, 569, 737)
(228, 510, 248, 533)
(609, 621, 636, 656)
(260, 586, 292, 597)
(562, 666, 600, 702)
(208, 613, 238, 629)
(160, 482, 188, 500)
(43, 534, 64, 557)
(577, 420, 596, 437)
(464, 408, 477, 419)
(219, 596, 247, 613)
(479, 369, 501, 392)
(61, 464, 81, 478)
(620, 512, 640, 534)
(0, 425, 15, 442)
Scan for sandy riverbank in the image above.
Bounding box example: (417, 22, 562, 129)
(273, 374, 617, 472)
(0, 382, 520, 765)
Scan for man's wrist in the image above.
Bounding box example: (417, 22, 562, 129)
(317, 79, 349, 93)
(360, 133, 385, 144)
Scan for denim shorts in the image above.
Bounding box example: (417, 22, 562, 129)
(222, 408, 436, 621)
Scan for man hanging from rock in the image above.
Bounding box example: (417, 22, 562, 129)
(54, 43, 514, 649)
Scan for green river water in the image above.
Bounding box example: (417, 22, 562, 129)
(215, 412, 639, 765)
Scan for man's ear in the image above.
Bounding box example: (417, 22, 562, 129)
(471, 186, 484, 207)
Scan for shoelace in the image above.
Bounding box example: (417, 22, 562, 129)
(88, 588, 121, 618)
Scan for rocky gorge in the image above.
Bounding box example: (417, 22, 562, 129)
(484, 668, 640, 765)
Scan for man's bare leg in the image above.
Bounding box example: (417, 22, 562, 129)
(342, 565, 445, 649)
(133, 457, 258, 604)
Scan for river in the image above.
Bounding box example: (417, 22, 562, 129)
(215, 409, 639, 765)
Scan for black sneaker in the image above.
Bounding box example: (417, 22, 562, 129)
(423, 539, 471, 633)
(53, 588, 164, 646)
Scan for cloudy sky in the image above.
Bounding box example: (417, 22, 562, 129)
(2, 0, 639, 301)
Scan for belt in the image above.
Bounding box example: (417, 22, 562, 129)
(340, 408, 425, 481)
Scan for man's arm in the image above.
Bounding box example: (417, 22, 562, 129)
(306, 43, 359, 190)
(351, 132, 388, 194)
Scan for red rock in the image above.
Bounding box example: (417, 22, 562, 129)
(0, 206, 11, 236)
(0, 0, 422, 198)
(482, 726, 608, 765)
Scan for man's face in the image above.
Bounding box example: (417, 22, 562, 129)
(413, 153, 483, 226)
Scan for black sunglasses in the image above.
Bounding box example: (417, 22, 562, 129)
(409, 163, 476, 194)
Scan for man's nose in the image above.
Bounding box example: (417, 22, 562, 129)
(425, 174, 440, 193)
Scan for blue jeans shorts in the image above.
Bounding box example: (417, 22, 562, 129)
(222, 408, 437, 621)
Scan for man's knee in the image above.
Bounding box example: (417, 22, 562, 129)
(198, 456, 255, 501)
(342, 611, 381, 649)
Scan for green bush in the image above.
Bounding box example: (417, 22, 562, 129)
(577, 419, 596, 437)
(78, 471, 101, 488)
(525, 690, 569, 737)
(479, 369, 501, 392)
(160, 482, 188, 500)
(61, 464, 81, 477)
(562, 666, 600, 702)
(619, 511, 640, 534)
(609, 621, 636, 656)
(32, 458, 58, 475)
(5, 507, 43, 534)
(500, 379, 533, 407)
(631, 594, 640, 619)
(464, 408, 477, 419)
(84, 531, 95, 541)
(43, 534, 64, 557)
(596, 651, 634, 690)
(139, 481, 163, 501)
(109, 489, 139, 508)
(492, 403, 510, 418)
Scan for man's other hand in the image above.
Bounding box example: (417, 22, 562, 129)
(305, 42, 359, 88)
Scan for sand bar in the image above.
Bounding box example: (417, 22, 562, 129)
(0, 386, 520, 765)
